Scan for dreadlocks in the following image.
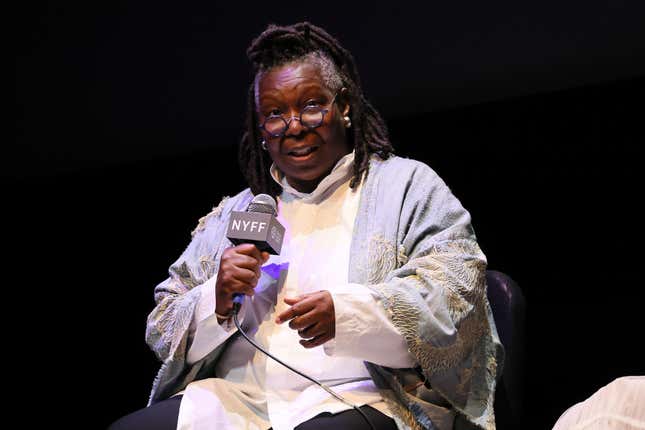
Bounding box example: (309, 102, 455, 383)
(238, 22, 394, 197)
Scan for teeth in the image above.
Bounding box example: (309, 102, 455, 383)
(290, 147, 316, 156)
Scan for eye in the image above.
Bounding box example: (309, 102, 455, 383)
(265, 108, 282, 117)
(303, 100, 322, 109)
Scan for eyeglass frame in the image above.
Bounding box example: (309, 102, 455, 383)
(258, 93, 339, 138)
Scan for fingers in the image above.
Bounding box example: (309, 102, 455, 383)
(275, 291, 335, 349)
(288, 310, 318, 330)
(228, 253, 263, 279)
(275, 298, 313, 324)
(283, 295, 302, 306)
(217, 246, 272, 306)
(297, 322, 326, 339)
(219, 246, 271, 291)
(234, 244, 270, 265)
(217, 270, 257, 296)
(300, 333, 332, 349)
(231, 267, 259, 286)
(219, 256, 260, 285)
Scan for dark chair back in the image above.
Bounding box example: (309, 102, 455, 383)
(486, 270, 526, 429)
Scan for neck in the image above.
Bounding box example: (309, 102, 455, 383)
(285, 174, 328, 193)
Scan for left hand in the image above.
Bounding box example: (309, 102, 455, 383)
(275, 291, 335, 348)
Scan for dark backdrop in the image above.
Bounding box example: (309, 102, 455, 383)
(12, 1, 644, 428)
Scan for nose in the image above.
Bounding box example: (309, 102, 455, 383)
(284, 114, 305, 137)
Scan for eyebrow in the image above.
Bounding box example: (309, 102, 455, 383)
(259, 83, 327, 105)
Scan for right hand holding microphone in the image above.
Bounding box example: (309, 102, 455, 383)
(215, 243, 269, 319)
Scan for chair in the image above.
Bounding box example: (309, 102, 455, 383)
(486, 270, 526, 429)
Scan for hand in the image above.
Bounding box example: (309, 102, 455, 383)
(216, 244, 269, 318)
(275, 291, 335, 348)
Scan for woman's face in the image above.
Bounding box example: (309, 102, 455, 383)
(257, 62, 351, 193)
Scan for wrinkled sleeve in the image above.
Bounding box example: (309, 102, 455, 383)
(186, 276, 250, 365)
(365, 163, 502, 430)
(324, 283, 417, 368)
(145, 197, 236, 403)
(145, 260, 208, 364)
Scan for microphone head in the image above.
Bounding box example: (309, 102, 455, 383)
(227, 193, 284, 254)
(247, 193, 277, 216)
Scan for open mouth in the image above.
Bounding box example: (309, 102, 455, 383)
(287, 146, 319, 158)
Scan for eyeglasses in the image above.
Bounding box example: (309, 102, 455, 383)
(259, 94, 337, 138)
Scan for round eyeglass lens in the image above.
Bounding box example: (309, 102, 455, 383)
(301, 107, 324, 127)
(264, 117, 287, 136)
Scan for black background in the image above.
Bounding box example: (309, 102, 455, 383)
(12, 1, 644, 428)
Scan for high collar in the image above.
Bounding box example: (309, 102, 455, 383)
(270, 151, 355, 202)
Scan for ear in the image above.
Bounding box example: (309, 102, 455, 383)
(338, 87, 351, 117)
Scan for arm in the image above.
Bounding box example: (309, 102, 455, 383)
(145, 191, 260, 403)
(145, 193, 266, 364)
(186, 244, 268, 365)
(145, 197, 232, 364)
(144, 231, 227, 404)
(361, 161, 502, 429)
(326, 283, 417, 368)
(185, 275, 238, 366)
(276, 287, 416, 368)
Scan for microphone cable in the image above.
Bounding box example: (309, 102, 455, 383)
(232, 302, 376, 430)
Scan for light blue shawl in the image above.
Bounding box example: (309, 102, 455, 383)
(145, 155, 503, 430)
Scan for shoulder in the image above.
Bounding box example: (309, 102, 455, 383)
(367, 155, 463, 218)
(369, 155, 446, 189)
(190, 188, 253, 237)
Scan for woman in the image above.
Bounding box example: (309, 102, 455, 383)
(110, 22, 502, 430)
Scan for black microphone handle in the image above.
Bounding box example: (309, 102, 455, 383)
(232, 292, 245, 311)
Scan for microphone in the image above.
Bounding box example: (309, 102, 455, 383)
(226, 194, 285, 309)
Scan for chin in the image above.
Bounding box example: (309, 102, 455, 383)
(289, 169, 327, 183)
